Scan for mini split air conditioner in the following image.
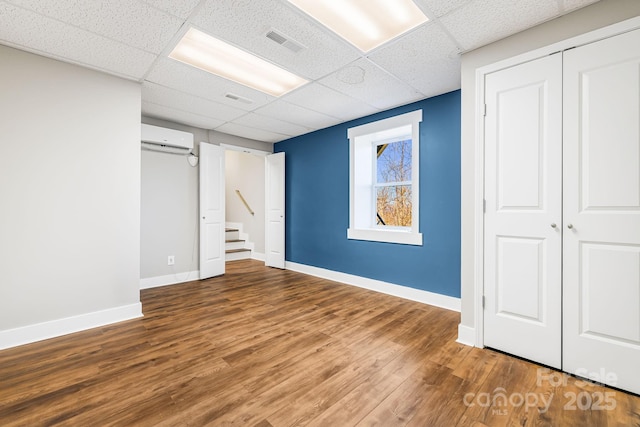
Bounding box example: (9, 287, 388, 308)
(141, 123, 194, 155)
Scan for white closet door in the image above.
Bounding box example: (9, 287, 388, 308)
(563, 28, 640, 394)
(265, 152, 285, 269)
(484, 54, 563, 368)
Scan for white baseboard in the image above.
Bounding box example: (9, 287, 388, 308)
(285, 261, 461, 312)
(140, 270, 200, 289)
(456, 324, 476, 347)
(0, 303, 142, 350)
(251, 252, 265, 261)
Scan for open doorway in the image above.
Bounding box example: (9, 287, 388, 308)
(223, 145, 268, 262)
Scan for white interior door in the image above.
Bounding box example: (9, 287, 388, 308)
(483, 54, 563, 368)
(563, 28, 640, 394)
(199, 142, 225, 279)
(265, 152, 285, 269)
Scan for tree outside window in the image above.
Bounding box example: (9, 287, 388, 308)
(376, 139, 412, 227)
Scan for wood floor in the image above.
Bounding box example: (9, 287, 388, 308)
(1, 260, 638, 426)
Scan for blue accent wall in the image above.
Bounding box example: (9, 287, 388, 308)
(274, 90, 461, 298)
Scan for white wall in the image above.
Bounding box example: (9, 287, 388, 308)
(225, 150, 266, 254)
(140, 117, 272, 285)
(459, 0, 640, 341)
(0, 45, 142, 348)
(140, 117, 202, 283)
(140, 149, 199, 279)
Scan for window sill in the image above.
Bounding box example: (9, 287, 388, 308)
(347, 228, 423, 246)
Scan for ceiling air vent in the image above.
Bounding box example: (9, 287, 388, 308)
(225, 93, 253, 104)
(265, 29, 306, 53)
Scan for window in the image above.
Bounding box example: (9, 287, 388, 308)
(347, 110, 422, 245)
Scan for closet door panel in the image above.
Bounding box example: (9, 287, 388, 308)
(483, 53, 563, 368)
(579, 62, 640, 209)
(563, 28, 640, 395)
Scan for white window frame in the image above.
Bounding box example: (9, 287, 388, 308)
(347, 110, 422, 245)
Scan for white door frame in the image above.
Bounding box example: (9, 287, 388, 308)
(220, 143, 270, 157)
(471, 16, 640, 348)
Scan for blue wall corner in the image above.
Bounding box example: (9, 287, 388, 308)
(275, 90, 461, 298)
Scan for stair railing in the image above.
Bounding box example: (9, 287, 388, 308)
(235, 189, 255, 216)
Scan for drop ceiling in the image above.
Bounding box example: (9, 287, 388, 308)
(0, 0, 600, 144)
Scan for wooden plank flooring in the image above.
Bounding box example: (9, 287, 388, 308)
(1, 259, 639, 426)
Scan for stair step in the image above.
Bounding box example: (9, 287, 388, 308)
(225, 247, 251, 262)
(225, 248, 251, 254)
(225, 228, 240, 241)
(224, 224, 251, 261)
(226, 238, 247, 250)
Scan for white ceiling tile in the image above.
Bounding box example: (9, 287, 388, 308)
(440, 0, 560, 51)
(319, 58, 424, 110)
(140, 0, 201, 19)
(0, 0, 606, 143)
(255, 101, 341, 130)
(5, 0, 183, 54)
(0, 2, 156, 79)
(231, 113, 311, 137)
(283, 83, 380, 121)
(190, 0, 360, 80)
(414, 0, 473, 17)
(146, 58, 274, 110)
(142, 101, 226, 130)
(216, 122, 290, 143)
(562, 0, 600, 13)
(142, 82, 247, 122)
(369, 24, 461, 97)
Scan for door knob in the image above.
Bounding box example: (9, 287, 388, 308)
(567, 224, 574, 229)
(551, 223, 557, 228)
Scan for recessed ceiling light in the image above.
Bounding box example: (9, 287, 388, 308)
(169, 28, 308, 97)
(286, 0, 428, 52)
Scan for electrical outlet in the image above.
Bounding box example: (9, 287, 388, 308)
(168, 255, 175, 266)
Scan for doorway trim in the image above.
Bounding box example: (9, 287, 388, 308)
(220, 143, 270, 157)
(470, 16, 640, 348)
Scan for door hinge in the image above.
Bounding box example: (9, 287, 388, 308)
(483, 199, 486, 213)
(482, 295, 485, 309)
(483, 103, 487, 117)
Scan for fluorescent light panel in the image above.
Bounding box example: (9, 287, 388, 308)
(287, 0, 428, 52)
(170, 28, 308, 97)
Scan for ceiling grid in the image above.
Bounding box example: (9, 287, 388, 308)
(0, 0, 600, 143)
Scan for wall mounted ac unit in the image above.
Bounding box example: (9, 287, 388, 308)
(141, 123, 194, 155)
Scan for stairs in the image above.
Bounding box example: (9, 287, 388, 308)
(225, 225, 252, 261)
